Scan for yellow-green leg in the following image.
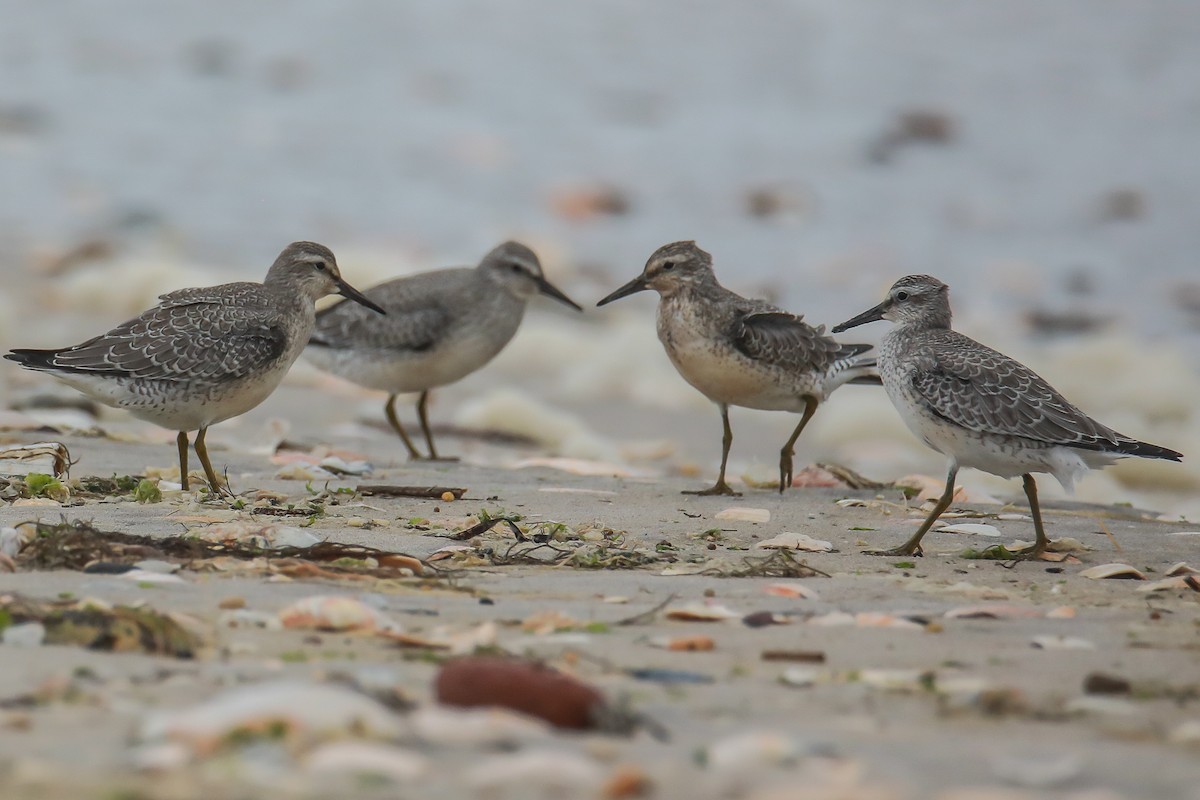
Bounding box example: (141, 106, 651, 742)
(684, 404, 740, 496)
(868, 463, 959, 556)
(778, 397, 819, 493)
(176, 431, 190, 491)
(417, 390, 458, 462)
(193, 426, 229, 495)
(385, 393, 423, 460)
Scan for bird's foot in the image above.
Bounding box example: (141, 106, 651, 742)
(863, 543, 924, 558)
(410, 454, 460, 463)
(683, 482, 742, 497)
(778, 451, 794, 494)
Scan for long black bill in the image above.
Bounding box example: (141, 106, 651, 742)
(596, 275, 649, 307)
(535, 276, 583, 311)
(832, 300, 889, 333)
(336, 278, 387, 315)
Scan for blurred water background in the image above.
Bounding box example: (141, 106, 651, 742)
(2, 1, 1199, 517)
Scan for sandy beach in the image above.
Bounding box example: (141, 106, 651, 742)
(0, 404, 1198, 799)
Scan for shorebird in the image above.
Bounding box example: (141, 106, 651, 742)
(5, 242, 384, 494)
(305, 241, 582, 460)
(833, 275, 1183, 557)
(597, 241, 878, 495)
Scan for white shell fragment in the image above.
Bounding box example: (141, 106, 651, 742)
(1165, 562, 1199, 576)
(936, 523, 1002, 537)
(665, 602, 741, 622)
(1031, 635, 1096, 650)
(764, 582, 820, 600)
(139, 681, 404, 752)
(279, 595, 401, 634)
(0, 441, 71, 478)
(715, 507, 771, 523)
(1137, 575, 1200, 593)
(944, 604, 1042, 620)
(1078, 563, 1147, 580)
(756, 532, 832, 552)
(304, 742, 430, 783)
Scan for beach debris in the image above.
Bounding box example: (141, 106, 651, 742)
(0, 442, 71, 478)
(357, 484, 467, 500)
(626, 667, 714, 685)
(602, 764, 654, 800)
(304, 741, 430, 783)
(662, 550, 829, 579)
(715, 507, 770, 523)
(664, 602, 740, 622)
(853, 612, 927, 631)
(742, 611, 791, 628)
(521, 610, 584, 635)
(779, 667, 821, 688)
(764, 582, 819, 599)
(279, 595, 402, 634)
(936, 523, 1002, 537)
(944, 604, 1042, 620)
(1083, 672, 1131, 695)
(867, 108, 956, 164)
(1031, 635, 1096, 650)
(0, 593, 202, 657)
(762, 649, 826, 663)
(408, 706, 552, 747)
(1078, 563, 1147, 580)
(650, 635, 716, 651)
(756, 532, 833, 552)
(139, 681, 403, 756)
(1166, 562, 1199, 576)
(465, 749, 606, 795)
(435, 657, 630, 733)
(190, 520, 323, 550)
(703, 731, 808, 772)
(1137, 575, 1200, 593)
(1046, 606, 1077, 619)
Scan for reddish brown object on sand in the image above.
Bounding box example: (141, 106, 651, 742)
(434, 656, 606, 730)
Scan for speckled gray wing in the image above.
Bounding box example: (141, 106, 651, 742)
(909, 331, 1126, 452)
(732, 310, 870, 373)
(309, 273, 461, 353)
(30, 289, 287, 382)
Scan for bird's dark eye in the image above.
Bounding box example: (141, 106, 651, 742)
(661, 261, 675, 271)
(313, 261, 327, 272)
(895, 290, 909, 301)
(510, 263, 522, 273)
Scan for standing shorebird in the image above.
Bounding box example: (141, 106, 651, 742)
(597, 241, 878, 495)
(5, 242, 384, 494)
(305, 241, 582, 460)
(833, 275, 1183, 557)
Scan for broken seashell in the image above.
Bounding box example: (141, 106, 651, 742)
(1136, 575, 1200, 593)
(704, 731, 807, 772)
(649, 635, 715, 651)
(1031, 635, 1095, 650)
(304, 742, 429, 782)
(465, 750, 605, 794)
(764, 582, 819, 600)
(779, 667, 821, 688)
(664, 602, 740, 622)
(854, 612, 926, 630)
(139, 681, 403, 754)
(944, 604, 1041, 620)
(715, 507, 770, 523)
(0, 441, 71, 478)
(1045, 606, 1077, 619)
(408, 706, 552, 746)
(1078, 563, 1146, 580)
(756, 532, 832, 552)
(278, 595, 400, 634)
(937, 523, 1002, 537)
(835, 498, 868, 508)
(1166, 562, 1199, 576)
